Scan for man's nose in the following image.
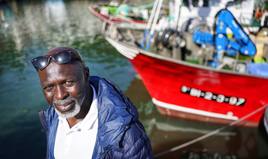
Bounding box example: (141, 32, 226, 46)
(55, 85, 68, 100)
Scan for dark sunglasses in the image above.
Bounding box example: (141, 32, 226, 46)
(31, 50, 82, 71)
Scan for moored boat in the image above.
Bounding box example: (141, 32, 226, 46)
(104, 0, 268, 127)
(106, 36, 268, 127)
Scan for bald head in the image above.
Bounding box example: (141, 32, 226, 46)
(43, 47, 89, 80)
(46, 47, 86, 67)
(46, 47, 80, 56)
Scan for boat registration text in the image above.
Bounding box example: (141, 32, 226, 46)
(180, 85, 246, 106)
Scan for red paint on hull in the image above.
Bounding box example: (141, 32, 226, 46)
(130, 53, 268, 126)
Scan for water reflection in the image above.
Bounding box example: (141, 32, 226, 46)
(44, 0, 68, 26)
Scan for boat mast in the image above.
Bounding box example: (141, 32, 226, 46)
(175, 0, 182, 31)
(144, 0, 163, 50)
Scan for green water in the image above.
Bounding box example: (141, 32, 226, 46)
(0, 1, 268, 159)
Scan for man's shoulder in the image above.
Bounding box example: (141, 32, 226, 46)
(89, 76, 120, 94)
(89, 76, 138, 122)
(89, 77, 153, 158)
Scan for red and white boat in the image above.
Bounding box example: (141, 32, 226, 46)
(106, 36, 268, 127)
(103, 0, 268, 127)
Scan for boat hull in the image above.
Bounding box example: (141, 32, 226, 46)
(106, 38, 268, 127)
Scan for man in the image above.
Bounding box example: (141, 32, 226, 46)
(32, 47, 153, 159)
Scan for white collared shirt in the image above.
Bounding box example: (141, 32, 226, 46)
(54, 85, 98, 159)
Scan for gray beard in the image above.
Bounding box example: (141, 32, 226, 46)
(53, 94, 86, 119)
(54, 99, 81, 119)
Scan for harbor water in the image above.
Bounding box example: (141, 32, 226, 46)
(0, 0, 267, 158)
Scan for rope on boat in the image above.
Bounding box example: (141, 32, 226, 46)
(154, 104, 268, 158)
(175, 0, 182, 31)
